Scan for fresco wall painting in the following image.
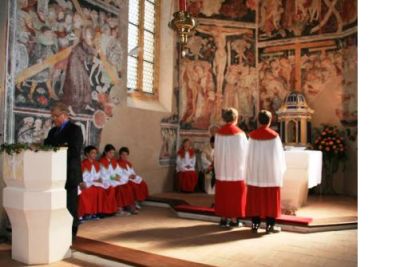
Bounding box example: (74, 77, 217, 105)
(10, 0, 123, 146)
(187, 0, 257, 23)
(159, 123, 178, 166)
(258, 0, 357, 42)
(175, 0, 357, 175)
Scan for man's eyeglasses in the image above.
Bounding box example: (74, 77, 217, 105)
(51, 113, 63, 119)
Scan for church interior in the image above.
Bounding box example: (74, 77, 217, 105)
(0, 0, 357, 266)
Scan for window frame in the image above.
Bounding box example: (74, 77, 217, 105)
(127, 0, 160, 100)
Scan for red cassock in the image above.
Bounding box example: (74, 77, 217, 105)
(214, 124, 248, 218)
(177, 171, 198, 192)
(176, 148, 198, 192)
(245, 127, 286, 218)
(101, 187, 118, 214)
(99, 157, 135, 208)
(78, 186, 99, 217)
(118, 159, 149, 201)
(79, 159, 118, 215)
(246, 186, 281, 218)
(133, 181, 149, 201)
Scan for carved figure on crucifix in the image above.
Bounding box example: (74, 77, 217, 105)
(196, 25, 252, 112)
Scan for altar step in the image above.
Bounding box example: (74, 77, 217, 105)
(144, 197, 357, 233)
(72, 237, 213, 267)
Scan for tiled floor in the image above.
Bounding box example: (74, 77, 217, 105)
(76, 205, 357, 267)
(0, 195, 357, 267)
(152, 192, 358, 225)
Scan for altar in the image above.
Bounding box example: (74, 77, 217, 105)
(281, 150, 322, 211)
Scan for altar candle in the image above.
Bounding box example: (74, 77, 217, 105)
(179, 0, 187, 11)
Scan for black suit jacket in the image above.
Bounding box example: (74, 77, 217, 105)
(44, 120, 83, 189)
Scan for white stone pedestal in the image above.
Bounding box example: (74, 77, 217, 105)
(281, 150, 322, 211)
(2, 148, 72, 265)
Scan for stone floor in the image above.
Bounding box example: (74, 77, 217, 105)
(76, 205, 357, 267)
(0, 200, 357, 267)
(151, 192, 358, 226)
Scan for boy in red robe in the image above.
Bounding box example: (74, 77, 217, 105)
(214, 107, 248, 227)
(99, 144, 135, 215)
(246, 110, 286, 233)
(176, 139, 198, 192)
(79, 145, 117, 218)
(118, 147, 149, 210)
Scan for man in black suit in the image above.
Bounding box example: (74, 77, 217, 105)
(44, 102, 84, 238)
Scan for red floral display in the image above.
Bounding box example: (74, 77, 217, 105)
(313, 125, 347, 194)
(314, 125, 346, 158)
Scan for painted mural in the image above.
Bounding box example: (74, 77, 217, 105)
(179, 25, 257, 131)
(176, 0, 357, 167)
(258, 0, 357, 41)
(258, 49, 295, 125)
(12, 0, 123, 146)
(159, 113, 179, 165)
(159, 124, 178, 166)
(188, 0, 256, 23)
(258, 34, 357, 130)
(339, 35, 357, 128)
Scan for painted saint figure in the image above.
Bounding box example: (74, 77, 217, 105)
(62, 26, 97, 115)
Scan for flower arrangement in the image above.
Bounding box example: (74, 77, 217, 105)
(313, 125, 347, 194)
(314, 125, 346, 158)
(0, 143, 60, 155)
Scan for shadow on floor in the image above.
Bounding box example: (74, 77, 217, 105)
(99, 223, 267, 248)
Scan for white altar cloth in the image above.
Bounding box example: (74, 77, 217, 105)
(281, 150, 322, 211)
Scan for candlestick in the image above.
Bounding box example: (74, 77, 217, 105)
(179, 0, 187, 12)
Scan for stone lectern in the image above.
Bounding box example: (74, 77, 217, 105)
(2, 148, 72, 264)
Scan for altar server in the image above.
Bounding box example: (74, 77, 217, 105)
(99, 144, 135, 215)
(176, 139, 198, 192)
(214, 107, 248, 227)
(79, 145, 117, 217)
(118, 147, 149, 210)
(246, 110, 286, 233)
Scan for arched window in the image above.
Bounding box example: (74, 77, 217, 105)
(127, 0, 159, 96)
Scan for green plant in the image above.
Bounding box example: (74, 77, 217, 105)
(0, 143, 60, 155)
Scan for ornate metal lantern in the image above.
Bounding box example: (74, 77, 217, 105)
(276, 92, 314, 147)
(168, 0, 197, 47)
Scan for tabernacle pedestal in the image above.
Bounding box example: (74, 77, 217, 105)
(2, 148, 72, 264)
(281, 150, 322, 211)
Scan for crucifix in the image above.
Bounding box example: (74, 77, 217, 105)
(262, 39, 336, 91)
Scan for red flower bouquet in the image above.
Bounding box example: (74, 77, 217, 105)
(313, 125, 347, 194)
